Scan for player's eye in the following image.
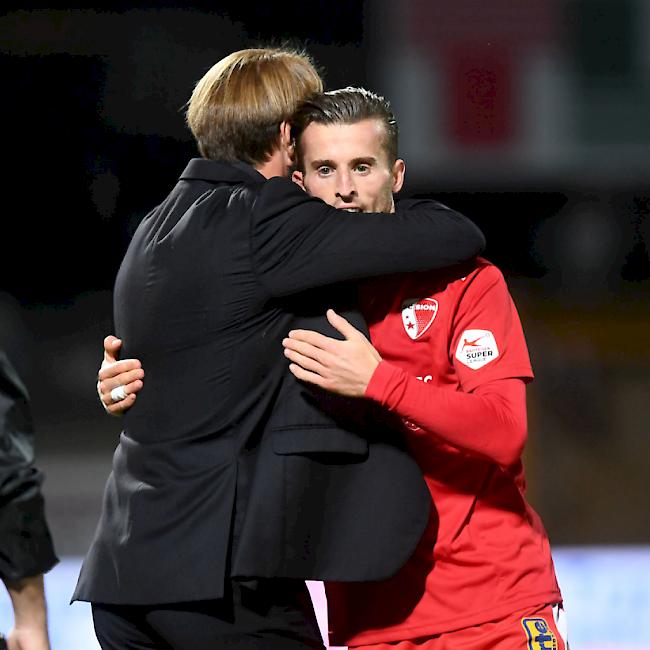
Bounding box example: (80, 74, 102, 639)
(317, 166, 333, 176)
(355, 164, 370, 173)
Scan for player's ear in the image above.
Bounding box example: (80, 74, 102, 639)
(391, 159, 405, 193)
(291, 170, 306, 191)
(279, 121, 292, 147)
(279, 121, 295, 165)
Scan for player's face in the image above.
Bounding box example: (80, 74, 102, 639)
(292, 119, 405, 213)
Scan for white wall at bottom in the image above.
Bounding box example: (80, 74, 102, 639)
(1, 547, 648, 649)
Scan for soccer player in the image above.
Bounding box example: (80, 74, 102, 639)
(283, 88, 568, 649)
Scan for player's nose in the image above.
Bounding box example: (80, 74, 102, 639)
(335, 171, 357, 203)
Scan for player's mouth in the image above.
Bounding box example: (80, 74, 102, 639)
(342, 207, 362, 212)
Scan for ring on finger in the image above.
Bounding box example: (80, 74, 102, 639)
(110, 385, 128, 403)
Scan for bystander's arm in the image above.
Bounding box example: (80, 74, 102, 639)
(0, 352, 56, 650)
(3, 574, 49, 650)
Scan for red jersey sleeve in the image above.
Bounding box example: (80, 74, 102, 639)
(451, 264, 533, 393)
(365, 366, 527, 467)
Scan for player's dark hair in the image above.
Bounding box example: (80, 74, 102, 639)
(291, 87, 398, 169)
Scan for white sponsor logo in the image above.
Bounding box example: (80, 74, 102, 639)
(401, 298, 438, 340)
(455, 329, 499, 369)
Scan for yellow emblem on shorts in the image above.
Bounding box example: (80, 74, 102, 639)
(521, 617, 558, 650)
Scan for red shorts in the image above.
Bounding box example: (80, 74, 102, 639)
(347, 603, 568, 650)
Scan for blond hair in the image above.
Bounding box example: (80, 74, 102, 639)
(187, 48, 323, 164)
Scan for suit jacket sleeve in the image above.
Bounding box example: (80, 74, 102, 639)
(0, 352, 58, 581)
(251, 177, 485, 297)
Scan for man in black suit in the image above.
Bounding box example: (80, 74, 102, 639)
(0, 351, 57, 650)
(78, 48, 485, 649)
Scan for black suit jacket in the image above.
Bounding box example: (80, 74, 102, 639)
(74, 159, 484, 604)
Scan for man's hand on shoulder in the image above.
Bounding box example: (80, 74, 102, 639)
(97, 335, 144, 416)
(282, 309, 381, 398)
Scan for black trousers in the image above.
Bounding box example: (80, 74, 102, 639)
(92, 579, 325, 649)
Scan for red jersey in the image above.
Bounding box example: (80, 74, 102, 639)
(326, 259, 562, 646)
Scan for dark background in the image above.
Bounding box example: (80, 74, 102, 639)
(1, 0, 648, 556)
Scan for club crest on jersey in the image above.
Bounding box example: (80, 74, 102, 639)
(455, 329, 499, 369)
(401, 298, 438, 340)
(521, 617, 558, 650)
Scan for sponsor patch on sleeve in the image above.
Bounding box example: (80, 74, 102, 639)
(455, 329, 499, 369)
(521, 617, 558, 650)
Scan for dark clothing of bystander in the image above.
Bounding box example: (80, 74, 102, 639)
(0, 351, 57, 583)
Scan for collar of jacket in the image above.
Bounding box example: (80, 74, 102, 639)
(179, 158, 266, 185)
